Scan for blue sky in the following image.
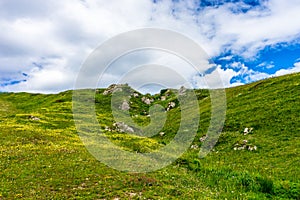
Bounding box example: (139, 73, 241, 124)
(213, 42, 300, 84)
(0, 0, 300, 93)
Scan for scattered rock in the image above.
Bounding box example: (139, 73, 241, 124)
(200, 135, 207, 142)
(133, 93, 139, 97)
(167, 102, 176, 111)
(114, 122, 134, 133)
(161, 96, 166, 101)
(141, 97, 153, 105)
(233, 140, 257, 151)
(190, 144, 198, 149)
(243, 127, 253, 135)
(28, 115, 40, 121)
(159, 132, 165, 136)
(234, 146, 245, 151)
(120, 100, 130, 111)
(104, 126, 112, 132)
(248, 146, 257, 151)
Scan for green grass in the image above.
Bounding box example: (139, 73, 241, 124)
(0, 73, 299, 199)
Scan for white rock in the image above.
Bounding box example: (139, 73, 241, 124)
(141, 97, 153, 105)
(120, 100, 130, 111)
(200, 135, 207, 142)
(103, 84, 123, 95)
(114, 122, 134, 133)
(243, 127, 253, 135)
(167, 102, 176, 111)
(29, 115, 40, 121)
(238, 146, 245, 150)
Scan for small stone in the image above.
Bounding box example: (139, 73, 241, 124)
(243, 127, 253, 135)
(159, 132, 165, 136)
(29, 115, 40, 121)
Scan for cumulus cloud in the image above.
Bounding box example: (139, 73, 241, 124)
(274, 62, 300, 76)
(193, 0, 300, 57)
(0, 0, 300, 93)
(0, 0, 154, 93)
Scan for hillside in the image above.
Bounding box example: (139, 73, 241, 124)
(0, 73, 299, 199)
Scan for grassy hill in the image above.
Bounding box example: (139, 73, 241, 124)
(0, 73, 299, 199)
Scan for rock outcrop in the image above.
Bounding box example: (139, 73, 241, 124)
(103, 84, 123, 95)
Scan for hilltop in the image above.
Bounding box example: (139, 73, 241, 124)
(0, 73, 299, 199)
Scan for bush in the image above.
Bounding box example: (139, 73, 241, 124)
(256, 176, 274, 194)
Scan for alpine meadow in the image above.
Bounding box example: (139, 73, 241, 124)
(0, 72, 299, 199)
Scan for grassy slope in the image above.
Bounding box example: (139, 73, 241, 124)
(0, 73, 299, 199)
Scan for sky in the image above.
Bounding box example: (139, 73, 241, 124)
(0, 0, 300, 93)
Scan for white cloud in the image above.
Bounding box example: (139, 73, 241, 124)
(190, 0, 300, 57)
(274, 62, 300, 76)
(0, 0, 154, 92)
(196, 66, 240, 88)
(0, 0, 300, 93)
(2, 57, 75, 93)
(199, 62, 270, 88)
(208, 60, 300, 89)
